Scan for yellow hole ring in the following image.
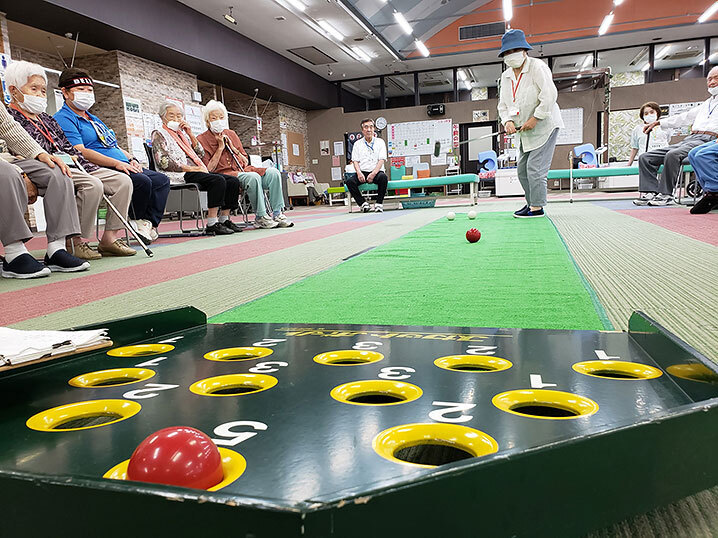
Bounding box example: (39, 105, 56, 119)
(373, 423, 499, 468)
(69, 368, 156, 388)
(434, 355, 512, 373)
(203, 347, 274, 362)
(189, 374, 278, 397)
(103, 448, 246, 491)
(573, 360, 662, 380)
(331, 380, 423, 406)
(667, 363, 718, 385)
(107, 344, 174, 357)
(313, 350, 384, 366)
(27, 399, 142, 432)
(492, 389, 599, 420)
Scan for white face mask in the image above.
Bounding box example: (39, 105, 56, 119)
(708, 86, 718, 96)
(71, 90, 95, 111)
(643, 113, 657, 124)
(19, 94, 47, 115)
(166, 121, 181, 131)
(210, 119, 227, 134)
(504, 51, 526, 69)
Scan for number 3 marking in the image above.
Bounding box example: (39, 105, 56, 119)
(248, 361, 288, 373)
(378, 366, 415, 380)
(353, 341, 383, 350)
(211, 421, 268, 447)
(429, 401, 476, 423)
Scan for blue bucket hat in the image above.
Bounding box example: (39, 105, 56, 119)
(499, 29, 533, 57)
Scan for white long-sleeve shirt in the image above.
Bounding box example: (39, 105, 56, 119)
(659, 95, 718, 133)
(498, 56, 564, 152)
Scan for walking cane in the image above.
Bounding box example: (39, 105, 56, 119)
(569, 150, 574, 204)
(102, 194, 153, 257)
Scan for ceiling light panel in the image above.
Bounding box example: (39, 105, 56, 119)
(394, 12, 413, 35)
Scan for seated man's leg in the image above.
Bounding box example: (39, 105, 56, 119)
(372, 171, 388, 212)
(90, 168, 134, 251)
(651, 136, 712, 205)
(11, 159, 89, 273)
(262, 168, 293, 227)
(688, 142, 718, 214)
(69, 168, 103, 258)
(344, 174, 368, 211)
(0, 160, 50, 278)
(237, 171, 277, 229)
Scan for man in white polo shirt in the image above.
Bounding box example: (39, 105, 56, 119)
(348, 118, 388, 212)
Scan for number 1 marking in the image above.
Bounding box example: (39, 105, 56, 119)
(135, 356, 169, 367)
(158, 336, 184, 344)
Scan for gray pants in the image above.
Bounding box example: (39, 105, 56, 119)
(638, 134, 714, 194)
(0, 159, 80, 247)
(517, 128, 559, 208)
(73, 167, 133, 238)
(236, 167, 285, 218)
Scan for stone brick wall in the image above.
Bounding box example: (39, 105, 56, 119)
(278, 103, 308, 173)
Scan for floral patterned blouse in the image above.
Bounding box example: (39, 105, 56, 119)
(151, 127, 205, 184)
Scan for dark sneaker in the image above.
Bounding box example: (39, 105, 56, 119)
(44, 250, 90, 273)
(513, 205, 529, 217)
(689, 193, 718, 214)
(515, 208, 545, 218)
(1, 253, 51, 279)
(222, 220, 244, 232)
(206, 222, 234, 235)
(647, 194, 674, 206)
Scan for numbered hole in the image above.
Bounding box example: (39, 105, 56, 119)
(492, 389, 598, 420)
(313, 350, 384, 366)
(69, 368, 156, 388)
(666, 363, 718, 385)
(107, 344, 174, 357)
(331, 380, 422, 406)
(190, 374, 278, 397)
(573, 360, 662, 380)
(373, 423, 499, 468)
(204, 347, 274, 362)
(434, 355, 512, 373)
(27, 400, 141, 432)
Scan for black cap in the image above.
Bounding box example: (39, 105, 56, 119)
(58, 68, 94, 89)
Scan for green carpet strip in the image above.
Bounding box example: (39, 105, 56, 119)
(211, 212, 609, 331)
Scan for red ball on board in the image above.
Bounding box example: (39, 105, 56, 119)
(127, 426, 224, 490)
(466, 228, 481, 243)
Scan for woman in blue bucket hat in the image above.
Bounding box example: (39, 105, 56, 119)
(497, 29, 563, 218)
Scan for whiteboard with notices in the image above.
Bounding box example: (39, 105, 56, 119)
(388, 118, 453, 156)
(556, 107, 583, 145)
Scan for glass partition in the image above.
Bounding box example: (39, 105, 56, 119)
(418, 70, 454, 105)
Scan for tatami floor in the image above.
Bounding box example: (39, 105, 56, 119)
(2, 192, 717, 536)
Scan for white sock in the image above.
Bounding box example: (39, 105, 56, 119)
(4, 241, 28, 263)
(207, 217, 218, 226)
(46, 237, 66, 258)
(219, 215, 229, 222)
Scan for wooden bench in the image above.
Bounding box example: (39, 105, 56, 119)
(342, 173, 480, 211)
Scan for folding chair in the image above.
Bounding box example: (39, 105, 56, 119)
(674, 158, 700, 206)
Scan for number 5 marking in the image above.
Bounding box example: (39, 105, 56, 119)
(429, 401, 476, 423)
(249, 361, 288, 373)
(378, 366, 415, 380)
(353, 341, 383, 350)
(211, 421, 268, 447)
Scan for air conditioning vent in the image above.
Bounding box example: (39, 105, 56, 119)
(420, 79, 449, 87)
(459, 22, 506, 41)
(663, 51, 702, 61)
(287, 46, 337, 65)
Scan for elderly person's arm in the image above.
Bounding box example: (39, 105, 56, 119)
(151, 131, 203, 173)
(203, 135, 225, 173)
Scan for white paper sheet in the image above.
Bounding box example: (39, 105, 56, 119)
(333, 141, 344, 156)
(331, 167, 342, 181)
(0, 327, 110, 365)
(431, 153, 447, 166)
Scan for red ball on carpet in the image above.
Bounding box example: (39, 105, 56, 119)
(127, 426, 224, 489)
(466, 228, 481, 243)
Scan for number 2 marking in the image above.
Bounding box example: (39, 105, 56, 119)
(248, 361, 289, 373)
(211, 421, 268, 447)
(122, 383, 179, 400)
(429, 401, 476, 423)
(252, 338, 287, 347)
(352, 341, 383, 350)
(378, 366, 415, 380)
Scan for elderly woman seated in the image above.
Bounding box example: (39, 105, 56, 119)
(197, 100, 292, 228)
(5, 60, 134, 258)
(151, 101, 242, 235)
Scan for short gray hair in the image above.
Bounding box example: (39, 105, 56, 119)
(158, 100, 183, 119)
(5, 60, 47, 90)
(203, 99, 228, 125)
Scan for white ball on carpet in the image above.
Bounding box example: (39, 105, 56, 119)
(467, 210, 477, 220)
(447, 211, 456, 221)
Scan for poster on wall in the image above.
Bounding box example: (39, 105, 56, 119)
(333, 141, 344, 156)
(320, 140, 330, 156)
(0, 53, 11, 105)
(343, 132, 362, 165)
(184, 104, 204, 135)
(280, 133, 289, 166)
(123, 96, 144, 138)
(472, 110, 489, 122)
(143, 112, 162, 142)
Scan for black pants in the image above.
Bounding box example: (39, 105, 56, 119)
(184, 172, 240, 210)
(345, 170, 388, 206)
(128, 168, 171, 227)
